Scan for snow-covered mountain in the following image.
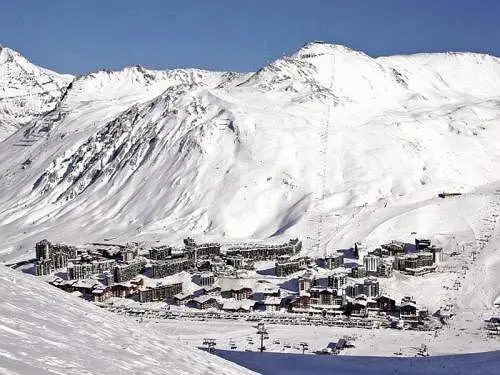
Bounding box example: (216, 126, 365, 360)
(1, 41, 499, 261)
(0, 46, 72, 140)
(0, 264, 252, 375)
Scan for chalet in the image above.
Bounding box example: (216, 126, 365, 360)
(399, 296, 427, 323)
(70, 290, 83, 298)
(351, 296, 368, 317)
(221, 286, 253, 300)
(221, 299, 256, 313)
(111, 282, 137, 298)
(251, 282, 280, 301)
(191, 295, 220, 310)
(172, 292, 193, 306)
(261, 297, 283, 312)
(415, 238, 431, 252)
(92, 285, 113, 302)
(366, 297, 379, 316)
(202, 285, 221, 296)
(377, 295, 396, 312)
(72, 280, 101, 299)
(289, 295, 310, 311)
(321, 338, 351, 355)
(48, 277, 79, 293)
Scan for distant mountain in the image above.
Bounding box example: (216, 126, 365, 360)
(0, 47, 72, 140)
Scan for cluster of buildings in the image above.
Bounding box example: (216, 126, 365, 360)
(34, 239, 77, 276)
(348, 239, 442, 279)
(34, 236, 442, 327)
(289, 268, 426, 324)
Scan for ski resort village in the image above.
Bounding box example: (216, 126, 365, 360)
(7, 230, 495, 355)
(2, 18, 500, 371)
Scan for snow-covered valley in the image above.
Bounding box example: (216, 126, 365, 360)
(1, 41, 500, 373)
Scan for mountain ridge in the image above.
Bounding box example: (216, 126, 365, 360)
(0, 42, 499, 261)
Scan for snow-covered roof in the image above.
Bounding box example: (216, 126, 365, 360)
(73, 279, 101, 289)
(173, 292, 193, 300)
(221, 299, 256, 311)
(216, 277, 254, 291)
(263, 297, 282, 305)
(192, 295, 218, 304)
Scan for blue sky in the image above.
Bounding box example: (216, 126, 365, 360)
(1, 0, 499, 74)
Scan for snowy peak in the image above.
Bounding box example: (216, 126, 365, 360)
(0, 46, 17, 64)
(61, 65, 241, 108)
(240, 42, 405, 104)
(292, 41, 365, 59)
(0, 46, 72, 140)
(240, 42, 500, 105)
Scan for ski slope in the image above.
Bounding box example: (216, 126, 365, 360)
(0, 265, 253, 375)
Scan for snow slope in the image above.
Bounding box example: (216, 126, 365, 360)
(0, 264, 252, 375)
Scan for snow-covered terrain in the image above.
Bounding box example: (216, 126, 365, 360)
(0, 264, 253, 375)
(1, 41, 500, 370)
(1, 42, 500, 258)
